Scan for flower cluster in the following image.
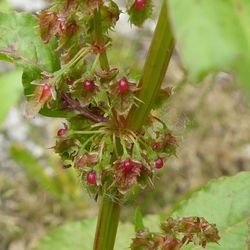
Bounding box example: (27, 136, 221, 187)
(54, 114, 177, 196)
(131, 217, 220, 250)
(24, 0, 176, 198)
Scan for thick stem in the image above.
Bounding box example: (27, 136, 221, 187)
(127, 1, 174, 130)
(93, 196, 121, 250)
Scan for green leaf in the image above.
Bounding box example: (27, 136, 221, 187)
(0, 69, 22, 126)
(33, 217, 133, 250)
(33, 218, 97, 250)
(33, 215, 160, 250)
(170, 171, 250, 250)
(0, 12, 60, 107)
(134, 207, 145, 232)
(168, 0, 250, 93)
(0, 12, 60, 73)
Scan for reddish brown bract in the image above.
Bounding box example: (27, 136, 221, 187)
(115, 159, 143, 192)
(75, 153, 99, 168)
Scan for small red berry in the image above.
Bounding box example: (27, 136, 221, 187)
(87, 171, 97, 185)
(57, 123, 68, 137)
(117, 77, 129, 94)
(66, 77, 73, 85)
(84, 80, 95, 91)
(123, 159, 134, 173)
(152, 143, 159, 151)
(57, 128, 66, 137)
(135, 0, 146, 10)
(154, 157, 164, 169)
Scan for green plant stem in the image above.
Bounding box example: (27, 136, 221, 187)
(93, 196, 121, 250)
(93, 1, 174, 249)
(127, 1, 174, 130)
(93, 8, 110, 71)
(93, 7, 121, 250)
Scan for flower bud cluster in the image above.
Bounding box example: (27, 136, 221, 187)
(25, 0, 175, 198)
(131, 217, 220, 250)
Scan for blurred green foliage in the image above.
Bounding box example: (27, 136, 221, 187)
(168, 0, 250, 98)
(0, 0, 12, 11)
(10, 144, 87, 205)
(0, 69, 22, 126)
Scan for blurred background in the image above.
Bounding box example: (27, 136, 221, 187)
(1, 0, 250, 249)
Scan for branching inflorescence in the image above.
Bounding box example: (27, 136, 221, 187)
(24, 0, 177, 200)
(131, 217, 220, 250)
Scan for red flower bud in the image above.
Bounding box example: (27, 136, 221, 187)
(57, 123, 68, 137)
(83, 80, 95, 91)
(66, 76, 74, 85)
(87, 171, 97, 185)
(135, 0, 146, 10)
(117, 77, 129, 94)
(154, 157, 164, 169)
